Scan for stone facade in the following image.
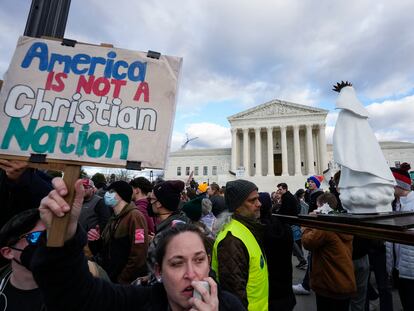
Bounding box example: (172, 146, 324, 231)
(165, 100, 414, 193)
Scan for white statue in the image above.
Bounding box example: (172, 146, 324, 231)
(333, 82, 395, 213)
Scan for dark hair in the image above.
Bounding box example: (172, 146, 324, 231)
(294, 188, 305, 199)
(0, 209, 40, 247)
(277, 183, 288, 190)
(316, 193, 338, 210)
(259, 192, 272, 222)
(155, 224, 207, 267)
(130, 177, 153, 195)
(209, 182, 220, 194)
(333, 170, 341, 187)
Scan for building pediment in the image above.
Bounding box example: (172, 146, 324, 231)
(227, 99, 328, 121)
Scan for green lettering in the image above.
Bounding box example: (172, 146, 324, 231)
(106, 134, 129, 160)
(32, 126, 57, 153)
(59, 122, 75, 153)
(1, 118, 36, 150)
(86, 131, 108, 158)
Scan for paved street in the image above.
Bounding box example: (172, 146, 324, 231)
(291, 254, 403, 311)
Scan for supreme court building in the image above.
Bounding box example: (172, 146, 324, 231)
(164, 99, 414, 192)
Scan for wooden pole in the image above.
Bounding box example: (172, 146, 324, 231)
(47, 164, 80, 247)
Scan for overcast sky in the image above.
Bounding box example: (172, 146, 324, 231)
(1, 0, 414, 153)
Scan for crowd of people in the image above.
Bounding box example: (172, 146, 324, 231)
(0, 158, 413, 311)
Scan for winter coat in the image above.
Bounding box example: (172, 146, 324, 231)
(0, 169, 52, 228)
(98, 203, 149, 284)
(262, 216, 296, 311)
(31, 228, 246, 311)
(302, 227, 356, 299)
(386, 191, 414, 280)
(134, 198, 156, 235)
(276, 191, 299, 216)
(305, 189, 324, 213)
(213, 213, 265, 308)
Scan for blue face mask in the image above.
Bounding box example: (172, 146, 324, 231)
(104, 192, 118, 207)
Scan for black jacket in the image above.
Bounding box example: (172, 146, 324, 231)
(305, 189, 324, 213)
(262, 216, 296, 311)
(31, 228, 244, 311)
(277, 191, 299, 216)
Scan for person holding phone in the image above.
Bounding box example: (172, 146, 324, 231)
(30, 178, 244, 311)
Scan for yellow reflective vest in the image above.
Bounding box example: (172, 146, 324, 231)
(212, 219, 269, 311)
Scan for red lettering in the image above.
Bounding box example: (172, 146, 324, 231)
(44, 71, 67, 92)
(76, 75, 95, 94)
(111, 79, 127, 98)
(76, 75, 127, 97)
(92, 77, 110, 96)
(133, 82, 149, 102)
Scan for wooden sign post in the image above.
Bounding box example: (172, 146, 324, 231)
(0, 36, 183, 246)
(48, 164, 80, 246)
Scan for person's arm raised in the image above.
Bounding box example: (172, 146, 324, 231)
(39, 178, 84, 242)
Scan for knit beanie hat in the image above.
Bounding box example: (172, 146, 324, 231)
(225, 179, 258, 212)
(153, 180, 185, 212)
(107, 180, 133, 203)
(198, 183, 208, 193)
(391, 163, 412, 191)
(182, 197, 203, 221)
(0, 209, 40, 247)
(307, 175, 324, 188)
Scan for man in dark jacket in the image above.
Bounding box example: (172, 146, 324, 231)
(97, 181, 149, 284)
(212, 179, 268, 310)
(275, 183, 299, 216)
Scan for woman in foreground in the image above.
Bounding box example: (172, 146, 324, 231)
(31, 178, 245, 311)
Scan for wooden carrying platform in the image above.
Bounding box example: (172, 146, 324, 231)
(273, 211, 414, 246)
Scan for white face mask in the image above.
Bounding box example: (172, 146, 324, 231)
(104, 192, 119, 207)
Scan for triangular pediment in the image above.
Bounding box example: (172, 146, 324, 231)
(227, 99, 328, 121)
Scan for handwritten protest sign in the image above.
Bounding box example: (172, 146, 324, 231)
(0, 36, 182, 169)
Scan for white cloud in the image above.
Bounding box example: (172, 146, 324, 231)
(170, 122, 231, 151)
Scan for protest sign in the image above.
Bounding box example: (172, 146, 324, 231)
(0, 36, 182, 169)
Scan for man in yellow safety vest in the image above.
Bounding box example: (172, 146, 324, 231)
(212, 179, 269, 311)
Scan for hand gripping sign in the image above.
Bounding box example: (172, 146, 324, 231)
(0, 36, 182, 245)
(0, 36, 182, 169)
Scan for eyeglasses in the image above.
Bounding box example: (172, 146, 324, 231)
(20, 231, 44, 245)
(147, 197, 158, 204)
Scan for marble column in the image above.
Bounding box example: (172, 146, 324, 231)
(267, 127, 274, 176)
(231, 128, 238, 172)
(243, 128, 250, 176)
(318, 124, 328, 172)
(255, 127, 262, 176)
(306, 124, 315, 175)
(281, 125, 288, 176)
(293, 125, 301, 176)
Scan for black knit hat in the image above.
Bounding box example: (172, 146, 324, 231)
(107, 181, 133, 203)
(153, 180, 185, 212)
(225, 179, 258, 212)
(130, 177, 153, 194)
(0, 209, 40, 247)
(182, 197, 203, 221)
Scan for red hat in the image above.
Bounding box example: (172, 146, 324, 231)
(82, 178, 94, 188)
(391, 163, 412, 191)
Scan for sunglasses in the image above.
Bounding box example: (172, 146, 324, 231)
(20, 230, 44, 245)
